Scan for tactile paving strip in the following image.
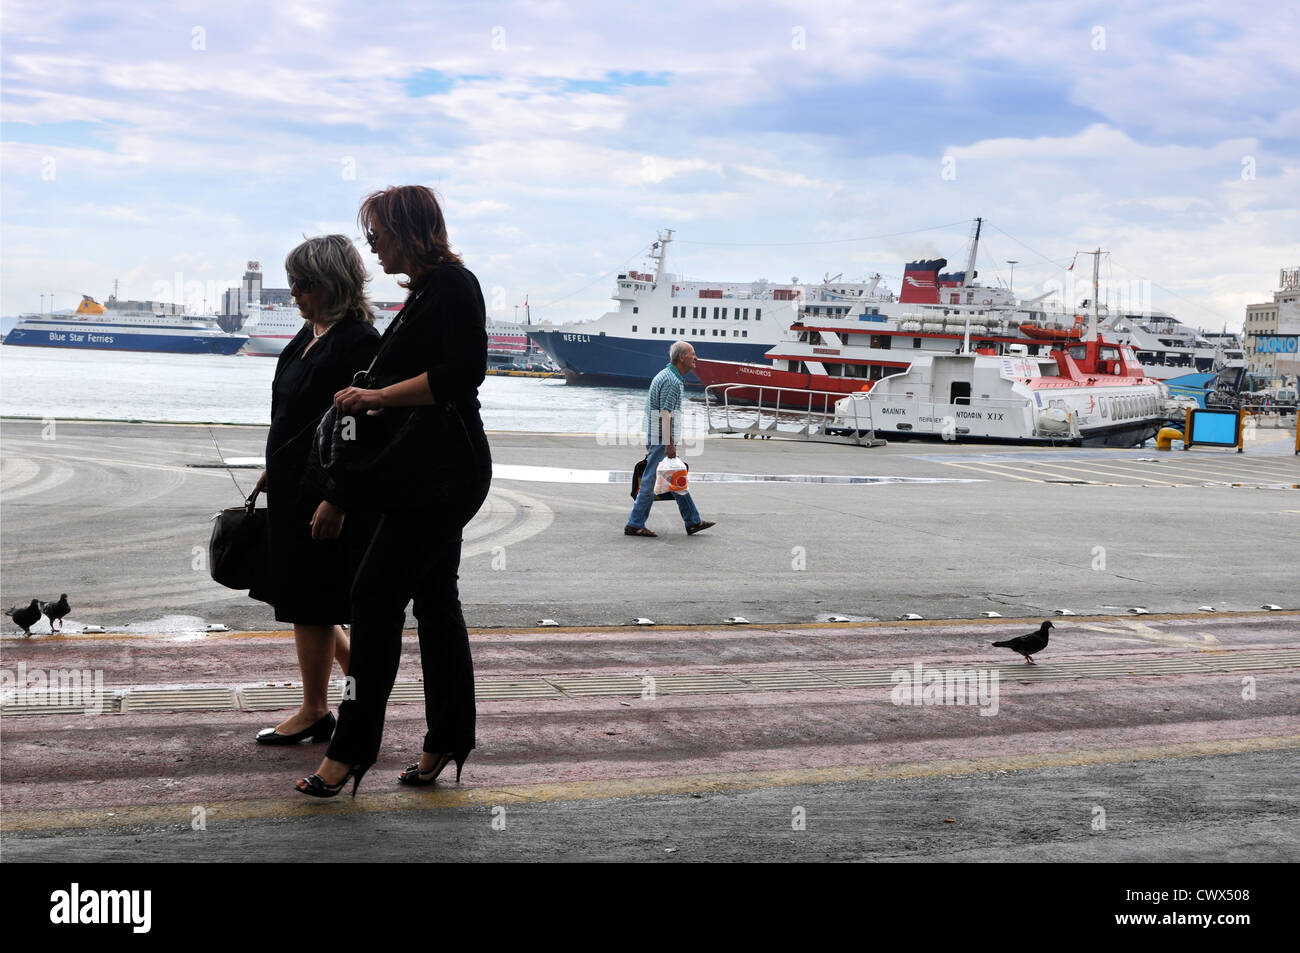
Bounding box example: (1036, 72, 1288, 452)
(2, 650, 1297, 716)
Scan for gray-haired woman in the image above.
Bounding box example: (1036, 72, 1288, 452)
(249, 234, 381, 745)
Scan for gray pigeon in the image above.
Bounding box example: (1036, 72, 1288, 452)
(41, 594, 70, 630)
(5, 599, 42, 638)
(992, 620, 1053, 665)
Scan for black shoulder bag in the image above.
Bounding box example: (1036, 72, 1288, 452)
(313, 287, 463, 502)
(209, 486, 270, 592)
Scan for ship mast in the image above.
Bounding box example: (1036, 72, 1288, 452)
(1086, 248, 1101, 343)
(650, 228, 674, 286)
(961, 217, 982, 290)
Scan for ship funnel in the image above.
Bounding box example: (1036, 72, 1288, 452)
(899, 259, 947, 305)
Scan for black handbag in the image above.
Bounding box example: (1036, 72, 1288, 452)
(315, 388, 436, 495)
(209, 487, 270, 592)
(312, 284, 476, 503)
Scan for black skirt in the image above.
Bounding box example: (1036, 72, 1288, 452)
(248, 321, 381, 622)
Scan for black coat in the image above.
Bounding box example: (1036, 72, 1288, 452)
(316, 263, 492, 512)
(250, 317, 381, 622)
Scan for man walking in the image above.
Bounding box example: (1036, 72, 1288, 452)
(625, 341, 715, 538)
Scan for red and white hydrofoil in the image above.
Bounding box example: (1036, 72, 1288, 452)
(835, 337, 1174, 447)
(828, 252, 1181, 447)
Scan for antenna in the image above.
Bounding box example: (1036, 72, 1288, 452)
(1006, 260, 1018, 298)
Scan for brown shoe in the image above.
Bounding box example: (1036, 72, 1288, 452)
(624, 525, 658, 537)
(685, 520, 716, 535)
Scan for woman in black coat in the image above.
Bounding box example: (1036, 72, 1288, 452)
(250, 235, 380, 745)
(296, 186, 492, 797)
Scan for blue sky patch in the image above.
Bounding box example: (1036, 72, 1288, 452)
(404, 69, 456, 97)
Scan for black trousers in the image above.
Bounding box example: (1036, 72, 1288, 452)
(327, 462, 491, 766)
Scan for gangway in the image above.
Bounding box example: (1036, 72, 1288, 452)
(704, 383, 885, 447)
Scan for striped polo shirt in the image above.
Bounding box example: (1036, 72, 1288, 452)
(644, 363, 685, 445)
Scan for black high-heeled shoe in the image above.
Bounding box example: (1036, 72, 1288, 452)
(397, 749, 470, 786)
(296, 762, 371, 799)
(256, 711, 336, 745)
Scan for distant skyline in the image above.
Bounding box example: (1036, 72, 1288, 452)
(2, 0, 1297, 331)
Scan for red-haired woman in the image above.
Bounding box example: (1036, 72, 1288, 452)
(295, 186, 492, 797)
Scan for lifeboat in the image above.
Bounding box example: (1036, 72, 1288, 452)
(1020, 314, 1086, 340)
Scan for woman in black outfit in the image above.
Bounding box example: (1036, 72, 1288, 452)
(297, 186, 492, 797)
(250, 235, 381, 745)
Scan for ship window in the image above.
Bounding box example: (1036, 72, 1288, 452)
(913, 338, 922, 348)
(721, 308, 727, 318)
(713, 308, 719, 319)
(631, 325, 637, 333)
(743, 309, 749, 319)
(733, 330, 739, 337)
(633, 307, 639, 314)
(742, 330, 748, 338)
(755, 310, 761, 320)
(671, 307, 677, 318)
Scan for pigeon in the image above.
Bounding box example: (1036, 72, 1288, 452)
(992, 620, 1054, 665)
(5, 599, 42, 638)
(41, 593, 70, 631)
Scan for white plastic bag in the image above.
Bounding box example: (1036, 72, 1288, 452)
(654, 456, 689, 495)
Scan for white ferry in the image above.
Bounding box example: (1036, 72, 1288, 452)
(3, 295, 246, 355)
(241, 301, 538, 361)
(526, 229, 894, 387)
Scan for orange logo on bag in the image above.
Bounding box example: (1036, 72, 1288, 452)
(667, 468, 689, 493)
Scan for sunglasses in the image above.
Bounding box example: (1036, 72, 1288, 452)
(288, 274, 315, 293)
(364, 229, 385, 250)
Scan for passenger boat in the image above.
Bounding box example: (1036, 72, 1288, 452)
(835, 336, 1174, 447)
(4, 295, 246, 355)
(824, 253, 1181, 447)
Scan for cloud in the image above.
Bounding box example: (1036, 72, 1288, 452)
(1, 0, 1296, 332)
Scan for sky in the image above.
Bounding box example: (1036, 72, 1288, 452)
(2, 0, 1297, 332)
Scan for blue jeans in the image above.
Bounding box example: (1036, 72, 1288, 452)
(628, 444, 701, 529)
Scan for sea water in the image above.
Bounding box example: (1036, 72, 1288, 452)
(0, 346, 707, 436)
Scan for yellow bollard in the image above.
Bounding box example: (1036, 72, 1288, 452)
(1156, 427, 1183, 451)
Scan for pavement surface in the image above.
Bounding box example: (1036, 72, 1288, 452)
(2, 613, 1297, 861)
(2, 418, 1297, 862)
(1, 418, 1297, 629)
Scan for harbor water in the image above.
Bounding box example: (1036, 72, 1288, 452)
(0, 346, 710, 436)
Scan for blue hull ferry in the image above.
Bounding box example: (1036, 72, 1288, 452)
(4, 295, 247, 355)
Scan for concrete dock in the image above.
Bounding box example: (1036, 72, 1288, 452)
(2, 418, 1297, 628)
(1, 418, 1297, 861)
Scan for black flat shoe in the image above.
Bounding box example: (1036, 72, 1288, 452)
(397, 749, 471, 786)
(686, 520, 716, 536)
(256, 711, 336, 745)
(296, 762, 371, 799)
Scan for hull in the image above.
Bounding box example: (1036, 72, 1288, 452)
(242, 333, 296, 356)
(3, 324, 246, 355)
(859, 419, 1161, 448)
(695, 358, 870, 410)
(529, 329, 770, 388)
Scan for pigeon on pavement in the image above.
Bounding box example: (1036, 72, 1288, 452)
(5, 599, 42, 638)
(992, 620, 1053, 665)
(40, 594, 70, 631)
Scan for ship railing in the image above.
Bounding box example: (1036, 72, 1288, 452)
(703, 383, 885, 447)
